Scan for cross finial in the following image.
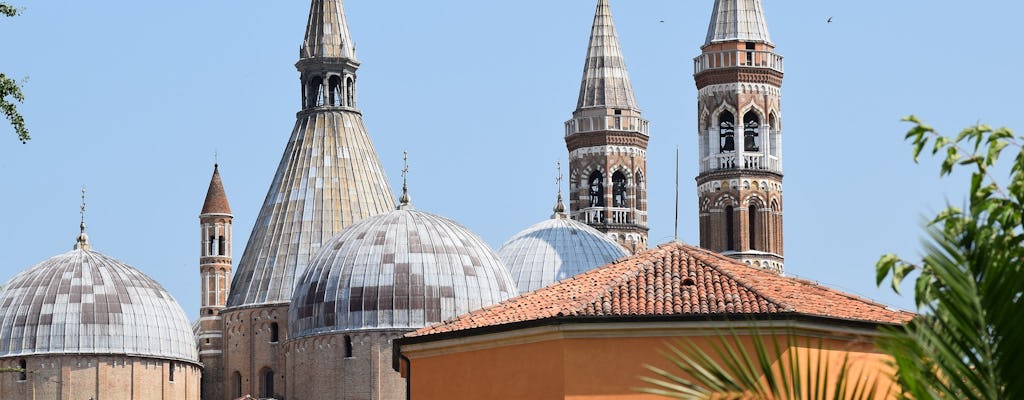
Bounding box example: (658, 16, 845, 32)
(214, 149, 219, 166)
(75, 185, 91, 250)
(398, 150, 413, 210)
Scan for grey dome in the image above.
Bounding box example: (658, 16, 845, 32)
(499, 216, 629, 293)
(0, 249, 199, 363)
(290, 209, 518, 338)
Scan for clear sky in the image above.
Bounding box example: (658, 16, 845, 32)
(2, 0, 1020, 319)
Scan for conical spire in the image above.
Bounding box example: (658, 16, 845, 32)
(576, 0, 638, 111)
(705, 0, 773, 46)
(201, 164, 232, 215)
(301, 0, 356, 59)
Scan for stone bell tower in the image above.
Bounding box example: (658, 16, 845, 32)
(695, 0, 784, 273)
(565, 0, 649, 254)
(198, 163, 232, 400)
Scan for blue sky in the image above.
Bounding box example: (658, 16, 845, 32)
(2, 0, 1019, 319)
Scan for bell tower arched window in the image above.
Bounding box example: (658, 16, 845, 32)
(588, 171, 605, 207)
(612, 171, 627, 207)
(725, 205, 735, 251)
(744, 111, 760, 152)
(345, 76, 355, 107)
(719, 111, 735, 152)
(307, 76, 324, 108)
(749, 203, 758, 251)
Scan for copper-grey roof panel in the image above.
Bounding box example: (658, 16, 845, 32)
(0, 249, 198, 363)
(227, 111, 396, 308)
(705, 0, 773, 46)
(289, 209, 518, 337)
(499, 217, 629, 294)
(576, 0, 639, 111)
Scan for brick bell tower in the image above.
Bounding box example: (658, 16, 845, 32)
(566, 0, 649, 254)
(198, 163, 233, 400)
(695, 0, 784, 273)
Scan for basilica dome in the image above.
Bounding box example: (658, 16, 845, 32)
(499, 214, 628, 293)
(289, 207, 518, 338)
(0, 247, 199, 363)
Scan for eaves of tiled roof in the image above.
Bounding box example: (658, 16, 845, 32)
(407, 242, 914, 338)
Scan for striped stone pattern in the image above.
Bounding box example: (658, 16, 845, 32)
(228, 110, 396, 308)
(0, 249, 198, 362)
(499, 217, 628, 293)
(290, 209, 517, 337)
(302, 0, 356, 59)
(705, 0, 773, 45)
(576, 0, 638, 110)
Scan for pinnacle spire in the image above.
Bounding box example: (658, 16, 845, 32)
(705, 0, 773, 46)
(576, 0, 638, 111)
(201, 164, 232, 215)
(301, 0, 356, 60)
(553, 160, 566, 218)
(398, 150, 414, 210)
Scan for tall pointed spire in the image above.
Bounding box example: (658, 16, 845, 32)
(705, 0, 773, 46)
(201, 164, 232, 215)
(301, 0, 356, 60)
(227, 0, 395, 308)
(576, 0, 638, 111)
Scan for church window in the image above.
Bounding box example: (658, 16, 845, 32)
(218, 235, 226, 256)
(719, 111, 735, 152)
(18, 359, 26, 381)
(725, 206, 735, 251)
(307, 76, 324, 108)
(329, 76, 343, 107)
(749, 203, 758, 251)
(345, 77, 355, 107)
(745, 42, 756, 66)
(262, 369, 275, 398)
(612, 171, 627, 208)
(744, 112, 760, 152)
(169, 362, 175, 382)
(588, 171, 605, 207)
(344, 335, 354, 358)
(208, 236, 215, 256)
(269, 322, 279, 343)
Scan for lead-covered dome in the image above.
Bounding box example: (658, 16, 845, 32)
(499, 215, 629, 293)
(0, 248, 199, 363)
(290, 209, 518, 338)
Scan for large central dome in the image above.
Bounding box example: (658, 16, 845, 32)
(0, 248, 198, 363)
(290, 209, 518, 337)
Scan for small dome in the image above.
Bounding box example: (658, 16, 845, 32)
(0, 249, 198, 363)
(499, 217, 629, 293)
(290, 209, 518, 338)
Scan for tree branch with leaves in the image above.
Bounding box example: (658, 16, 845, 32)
(1, 2, 30, 143)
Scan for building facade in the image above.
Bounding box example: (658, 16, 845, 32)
(695, 0, 785, 273)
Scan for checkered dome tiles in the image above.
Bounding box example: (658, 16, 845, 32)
(289, 209, 519, 337)
(0, 249, 198, 363)
(499, 217, 629, 294)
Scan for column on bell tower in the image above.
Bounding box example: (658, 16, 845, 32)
(695, 0, 784, 273)
(198, 163, 233, 400)
(565, 0, 649, 254)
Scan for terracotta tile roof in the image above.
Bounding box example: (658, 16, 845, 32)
(410, 242, 913, 337)
(201, 164, 232, 215)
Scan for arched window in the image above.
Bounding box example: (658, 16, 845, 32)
(18, 359, 27, 381)
(719, 111, 735, 152)
(269, 322, 279, 343)
(262, 369, 275, 398)
(233, 371, 242, 398)
(345, 77, 355, 107)
(749, 203, 758, 251)
(307, 76, 324, 108)
(744, 111, 760, 151)
(725, 206, 735, 251)
(588, 171, 605, 207)
(329, 75, 343, 107)
(344, 335, 353, 358)
(169, 362, 175, 382)
(612, 171, 627, 208)
(218, 235, 226, 256)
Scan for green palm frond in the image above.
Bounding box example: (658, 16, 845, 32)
(637, 331, 889, 400)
